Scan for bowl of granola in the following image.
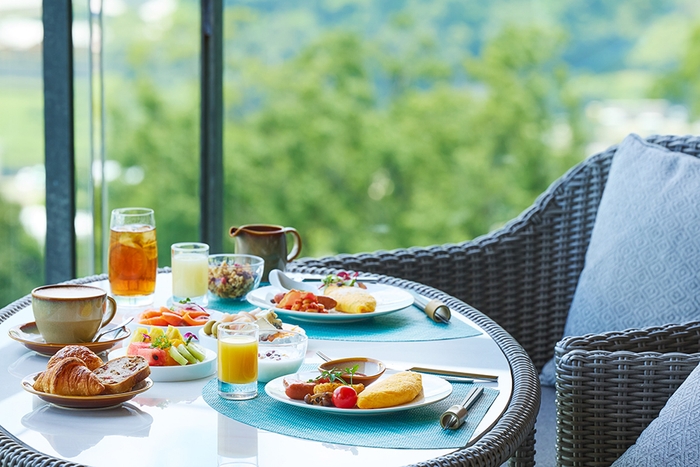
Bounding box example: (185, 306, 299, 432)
(207, 254, 264, 302)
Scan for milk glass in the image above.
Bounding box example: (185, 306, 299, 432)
(171, 242, 209, 304)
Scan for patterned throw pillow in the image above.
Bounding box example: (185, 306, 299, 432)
(611, 363, 700, 466)
(540, 134, 700, 386)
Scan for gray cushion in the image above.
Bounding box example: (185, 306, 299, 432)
(611, 363, 700, 466)
(540, 134, 700, 386)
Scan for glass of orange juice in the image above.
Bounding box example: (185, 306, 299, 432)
(217, 322, 258, 400)
(109, 207, 158, 306)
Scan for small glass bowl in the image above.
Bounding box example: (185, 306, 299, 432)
(207, 254, 264, 301)
(258, 329, 308, 383)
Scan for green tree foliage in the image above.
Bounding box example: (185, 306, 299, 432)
(104, 7, 587, 262)
(107, 79, 199, 264)
(221, 25, 585, 257)
(649, 23, 700, 118)
(0, 200, 43, 304)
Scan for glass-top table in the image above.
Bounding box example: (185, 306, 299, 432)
(0, 271, 538, 467)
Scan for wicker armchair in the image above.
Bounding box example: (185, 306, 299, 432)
(555, 321, 700, 467)
(291, 134, 700, 466)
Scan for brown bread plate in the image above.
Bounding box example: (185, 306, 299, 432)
(8, 322, 130, 357)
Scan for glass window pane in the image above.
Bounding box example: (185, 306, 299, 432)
(100, 0, 200, 269)
(0, 2, 44, 302)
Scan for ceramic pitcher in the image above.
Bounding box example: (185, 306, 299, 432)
(229, 224, 302, 281)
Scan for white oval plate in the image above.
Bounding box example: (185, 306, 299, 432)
(264, 370, 452, 415)
(197, 322, 305, 352)
(247, 283, 414, 323)
(109, 347, 217, 382)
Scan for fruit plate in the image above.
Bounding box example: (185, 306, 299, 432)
(264, 370, 453, 416)
(246, 284, 415, 323)
(22, 373, 153, 410)
(127, 308, 224, 336)
(8, 322, 131, 357)
(108, 347, 217, 382)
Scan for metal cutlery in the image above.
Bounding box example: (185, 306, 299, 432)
(440, 386, 485, 430)
(316, 351, 497, 383)
(92, 316, 134, 342)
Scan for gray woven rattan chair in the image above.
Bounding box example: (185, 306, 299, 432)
(555, 321, 700, 467)
(290, 134, 700, 466)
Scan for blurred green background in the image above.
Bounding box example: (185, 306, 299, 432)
(1, 0, 699, 305)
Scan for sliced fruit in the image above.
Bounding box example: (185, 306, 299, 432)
(131, 327, 151, 343)
(126, 342, 150, 355)
(138, 347, 167, 366)
(182, 313, 209, 326)
(176, 343, 197, 364)
(186, 342, 207, 362)
(161, 311, 185, 326)
(165, 325, 184, 342)
(168, 346, 189, 366)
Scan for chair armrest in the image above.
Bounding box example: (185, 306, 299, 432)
(554, 321, 700, 467)
(292, 149, 614, 370)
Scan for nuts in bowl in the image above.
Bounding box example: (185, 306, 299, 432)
(208, 254, 264, 301)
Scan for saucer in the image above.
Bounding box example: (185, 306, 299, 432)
(8, 322, 131, 357)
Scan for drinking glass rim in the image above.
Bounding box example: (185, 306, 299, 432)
(172, 242, 209, 251)
(217, 322, 259, 333)
(111, 207, 154, 216)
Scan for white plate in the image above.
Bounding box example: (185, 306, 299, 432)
(109, 348, 217, 382)
(247, 283, 415, 323)
(197, 323, 305, 352)
(264, 370, 452, 415)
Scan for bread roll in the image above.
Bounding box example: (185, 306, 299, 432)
(356, 371, 422, 409)
(324, 285, 377, 314)
(93, 356, 150, 394)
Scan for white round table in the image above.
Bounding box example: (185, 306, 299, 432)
(0, 272, 517, 467)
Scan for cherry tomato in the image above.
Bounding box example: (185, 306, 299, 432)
(332, 385, 358, 409)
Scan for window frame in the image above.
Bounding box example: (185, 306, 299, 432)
(42, 0, 224, 283)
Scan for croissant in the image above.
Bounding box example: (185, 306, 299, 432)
(48, 345, 104, 371)
(33, 357, 105, 396)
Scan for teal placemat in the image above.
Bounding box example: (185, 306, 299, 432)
(287, 305, 481, 342)
(209, 297, 481, 342)
(203, 367, 499, 449)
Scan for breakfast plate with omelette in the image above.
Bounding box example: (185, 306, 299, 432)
(265, 370, 453, 415)
(247, 283, 415, 323)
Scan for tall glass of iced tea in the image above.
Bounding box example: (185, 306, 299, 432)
(109, 207, 158, 306)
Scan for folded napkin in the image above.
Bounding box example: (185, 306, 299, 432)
(202, 365, 498, 450)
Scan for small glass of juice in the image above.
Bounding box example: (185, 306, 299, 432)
(171, 242, 209, 305)
(217, 322, 258, 400)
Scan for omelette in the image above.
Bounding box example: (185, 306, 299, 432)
(324, 285, 377, 314)
(356, 371, 423, 409)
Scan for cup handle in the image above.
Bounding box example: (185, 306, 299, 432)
(100, 296, 117, 328)
(284, 227, 302, 262)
